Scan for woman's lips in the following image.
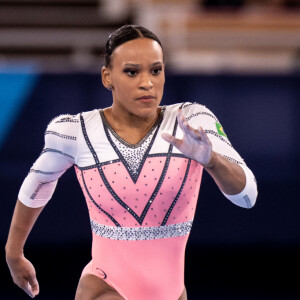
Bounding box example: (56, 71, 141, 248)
(137, 95, 155, 103)
(137, 95, 155, 101)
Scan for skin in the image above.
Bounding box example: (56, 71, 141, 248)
(5, 37, 245, 300)
(101, 38, 165, 145)
(6, 200, 43, 298)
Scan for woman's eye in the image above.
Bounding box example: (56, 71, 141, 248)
(124, 69, 137, 76)
(152, 67, 162, 75)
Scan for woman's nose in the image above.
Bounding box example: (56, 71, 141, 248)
(139, 73, 153, 90)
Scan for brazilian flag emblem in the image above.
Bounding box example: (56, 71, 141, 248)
(216, 122, 227, 138)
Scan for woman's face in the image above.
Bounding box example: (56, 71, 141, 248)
(102, 38, 165, 119)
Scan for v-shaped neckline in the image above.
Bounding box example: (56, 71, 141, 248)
(99, 107, 165, 149)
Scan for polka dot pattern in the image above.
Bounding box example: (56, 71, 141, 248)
(75, 156, 203, 232)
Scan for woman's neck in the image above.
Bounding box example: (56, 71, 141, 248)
(106, 105, 160, 130)
(102, 106, 161, 144)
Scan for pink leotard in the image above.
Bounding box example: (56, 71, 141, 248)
(18, 102, 257, 299)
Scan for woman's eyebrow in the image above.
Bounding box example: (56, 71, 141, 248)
(124, 63, 140, 68)
(123, 62, 163, 68)
(152, 62, 163, 67)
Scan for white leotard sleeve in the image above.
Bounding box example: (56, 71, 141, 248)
(18, 114, 80, 208)
(182, 102, 257, 208)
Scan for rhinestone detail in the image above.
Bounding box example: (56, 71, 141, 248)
(91, 219, 193, 241)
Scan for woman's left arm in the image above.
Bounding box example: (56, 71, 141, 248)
(202, 151, 245, 195)
(162, 109, 257, 208)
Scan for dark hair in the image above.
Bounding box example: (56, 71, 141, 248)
(104, 24, 165, 68)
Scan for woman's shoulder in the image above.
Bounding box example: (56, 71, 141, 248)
(46, 113, 80, 133)
(48, 113, 80, 124)
(47, 109, 99, 129)
(80, 108, 101, 121)
(164, 102, 214, 116)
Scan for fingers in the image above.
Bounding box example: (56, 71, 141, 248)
(177, 109, 201, 140)
(197, 127, 210, 143)
(28, 275, 40, 297)
(15, 273, 39, 298)
(7, 255, 39, 298)
(163, 109, 212, 152)
(23, 282, 36, 298)
(161, 132, 182, 149)
(23, 283, 39, 298)
(164, 109, 210, 145)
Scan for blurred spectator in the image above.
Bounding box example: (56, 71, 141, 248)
(202, 0, 245, 9)
(201, 0, 300, 9)
(283, 0, 300, 8)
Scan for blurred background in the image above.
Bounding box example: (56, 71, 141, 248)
(1, 0, 300, 299)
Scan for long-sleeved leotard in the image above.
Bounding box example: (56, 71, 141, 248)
(18, 102, 257, 300)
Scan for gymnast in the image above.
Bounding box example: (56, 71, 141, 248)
(6, 25, 257, 300)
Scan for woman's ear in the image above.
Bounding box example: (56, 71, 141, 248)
(101, 66, 114, 91)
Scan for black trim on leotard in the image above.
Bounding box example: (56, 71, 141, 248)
(80, 169, 121, 227)
(79, 111, 190, 226)
(99, 108, 164, 184)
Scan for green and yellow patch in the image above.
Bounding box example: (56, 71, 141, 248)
(216, 122, 227, 138)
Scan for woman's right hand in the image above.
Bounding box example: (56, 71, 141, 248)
(6, 253, 40, 298)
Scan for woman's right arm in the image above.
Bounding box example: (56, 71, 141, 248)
(5, 113, 79, 297)
(5, 200, 44, 298)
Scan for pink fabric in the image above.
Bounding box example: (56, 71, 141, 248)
(75, 156, 203, 299)
(82, 234, 189, 300)
(75, 157, 202, 227)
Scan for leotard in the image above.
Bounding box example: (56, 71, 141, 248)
(18, 102, 257, 300)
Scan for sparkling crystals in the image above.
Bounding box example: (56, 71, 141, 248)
(107, 126, 157, 176)
(90, 219, 193, 241)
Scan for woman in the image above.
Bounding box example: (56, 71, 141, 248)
(5, 25, 257, 300)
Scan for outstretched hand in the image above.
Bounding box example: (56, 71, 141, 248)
(6, 254, 39, 298)
(162, 109, 212, 167)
